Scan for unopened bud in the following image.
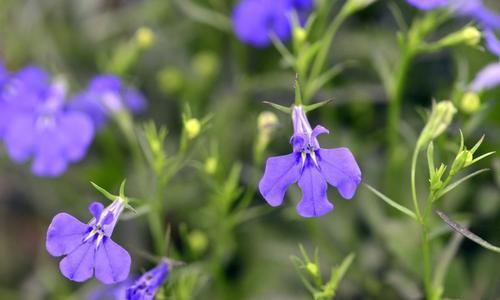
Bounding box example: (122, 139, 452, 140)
(184, 118, 201, 139)
(306, 262, 319, 277)
(135, 27, 155, 49)
(204, 157, 218, 174)
(460, 92, 480, 114)
(192, 51, 219, 78)
(418, 101, 457, 147)
(157, 67, 184, 94)
(187, 230, 208, 256)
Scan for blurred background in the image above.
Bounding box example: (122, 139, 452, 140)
(0, 0, 499, 299)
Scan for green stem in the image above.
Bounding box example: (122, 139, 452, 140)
(387, 48, 414, 176)
(421, 194, 437, 300)
(410, 143, 423, 222)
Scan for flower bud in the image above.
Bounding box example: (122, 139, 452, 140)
(306, 262, 319, 277)
(434, 26, 481, 49)
(418, 101, 457, 147)
(204, 157, 218, 174)
(293, 26, 307, 45)
(135, 27, 155, 49)
(460, 92, 481, 114)
(157, 67, 184, 94)
(184, 118, 201, 139)
(258, 111, 279, 135)
(450, 150, 468, 176)
(187, 230, 208, 256)
(192, 51, 219, 78)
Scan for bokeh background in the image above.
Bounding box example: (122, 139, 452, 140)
(0, 0, 499, 299)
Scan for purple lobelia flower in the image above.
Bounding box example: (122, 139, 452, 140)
(232, 0, 314, 47)
(70, 74, 146, 128)
(405, 0, 448, 10)
(46, 198, 131, 284)
(470, 62, 500, 92)
(483, 28, 500, 56)
(1, 67, 94, 176)
(453, 0, 500, 29)
(259, 106, 361, 218)
(126, 261, 169, 300)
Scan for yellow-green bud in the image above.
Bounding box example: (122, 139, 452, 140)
(184, 118, 201, 139)
(192, 51, 219, 78)
(462, 26, 481, 46)
(418, 101, 457, 147)
(187, 230, 208, 255)
(135, 27, 155, 49)
(204, 157, 218, 174)
(293, 27, 307, 45)
(450, 150, 468, 176)
(435, 26, 481, 49)
(306, 262, 319, 277)
(460, 92, 481, 114)
(258, 111, 279, 135)
(157, 67, 184, 94)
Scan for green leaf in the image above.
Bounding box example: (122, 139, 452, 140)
(434, 168, 489, 200)
(262, 101, 292, 114)
(323, 253, 355, 297)
(90, 181, 116, 201)
(435, 210, 500, 253)
(365, 184, 417, 220)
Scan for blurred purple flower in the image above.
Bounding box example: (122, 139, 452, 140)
(126, 261, 169, 300)
(454, 0, 500, 29)
(259, 106, 361, 218)
(483, 28, 500, 56)
(232, 0, 313, 47)
(0, 66, 94, 176)
(0, 60, 7, 86)
(87, 278, 134, 300)
(470, 62, 500, 92)
(46, 200, 131, 284)
(71, 74, 146, 128)
(405, 0, 448, 10)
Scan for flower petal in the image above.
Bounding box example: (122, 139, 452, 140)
(317, 148, 361, 199)
(470, 62, 500, 92)
(46, 213, 89, 257)
(95, 237, 131, 284)
(259, 153, 301, 207)
(89, 202, 104, 220)
(297, 160, 333, 218)
(60, 240, 95, 282)
(57, 111, 94, 162)
(3, 113, 36, 162)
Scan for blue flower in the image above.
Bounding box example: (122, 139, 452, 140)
(470, 62, 500, 92)
(232, 0, 313, 47)
(259, 106, 361, 218)
(126, 261, 169, 300)
(484, 28, 500, 56)
(405, 0, 448, 11)
(0, 66, 94, 177)
(454, 0, 500, 29)
(46, 200, 131, 284)
(70, 74, 146, 128)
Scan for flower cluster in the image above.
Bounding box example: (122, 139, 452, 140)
(232, 0, 314, 47)
(0, 62, 146, 177)
(259, 106, 361, 218)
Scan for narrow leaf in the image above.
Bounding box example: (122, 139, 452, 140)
(90, 181, 116, 201)
(365, 184, 417, 220)
(435, 210, 500, 253)
(434, 168, 489, 200)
